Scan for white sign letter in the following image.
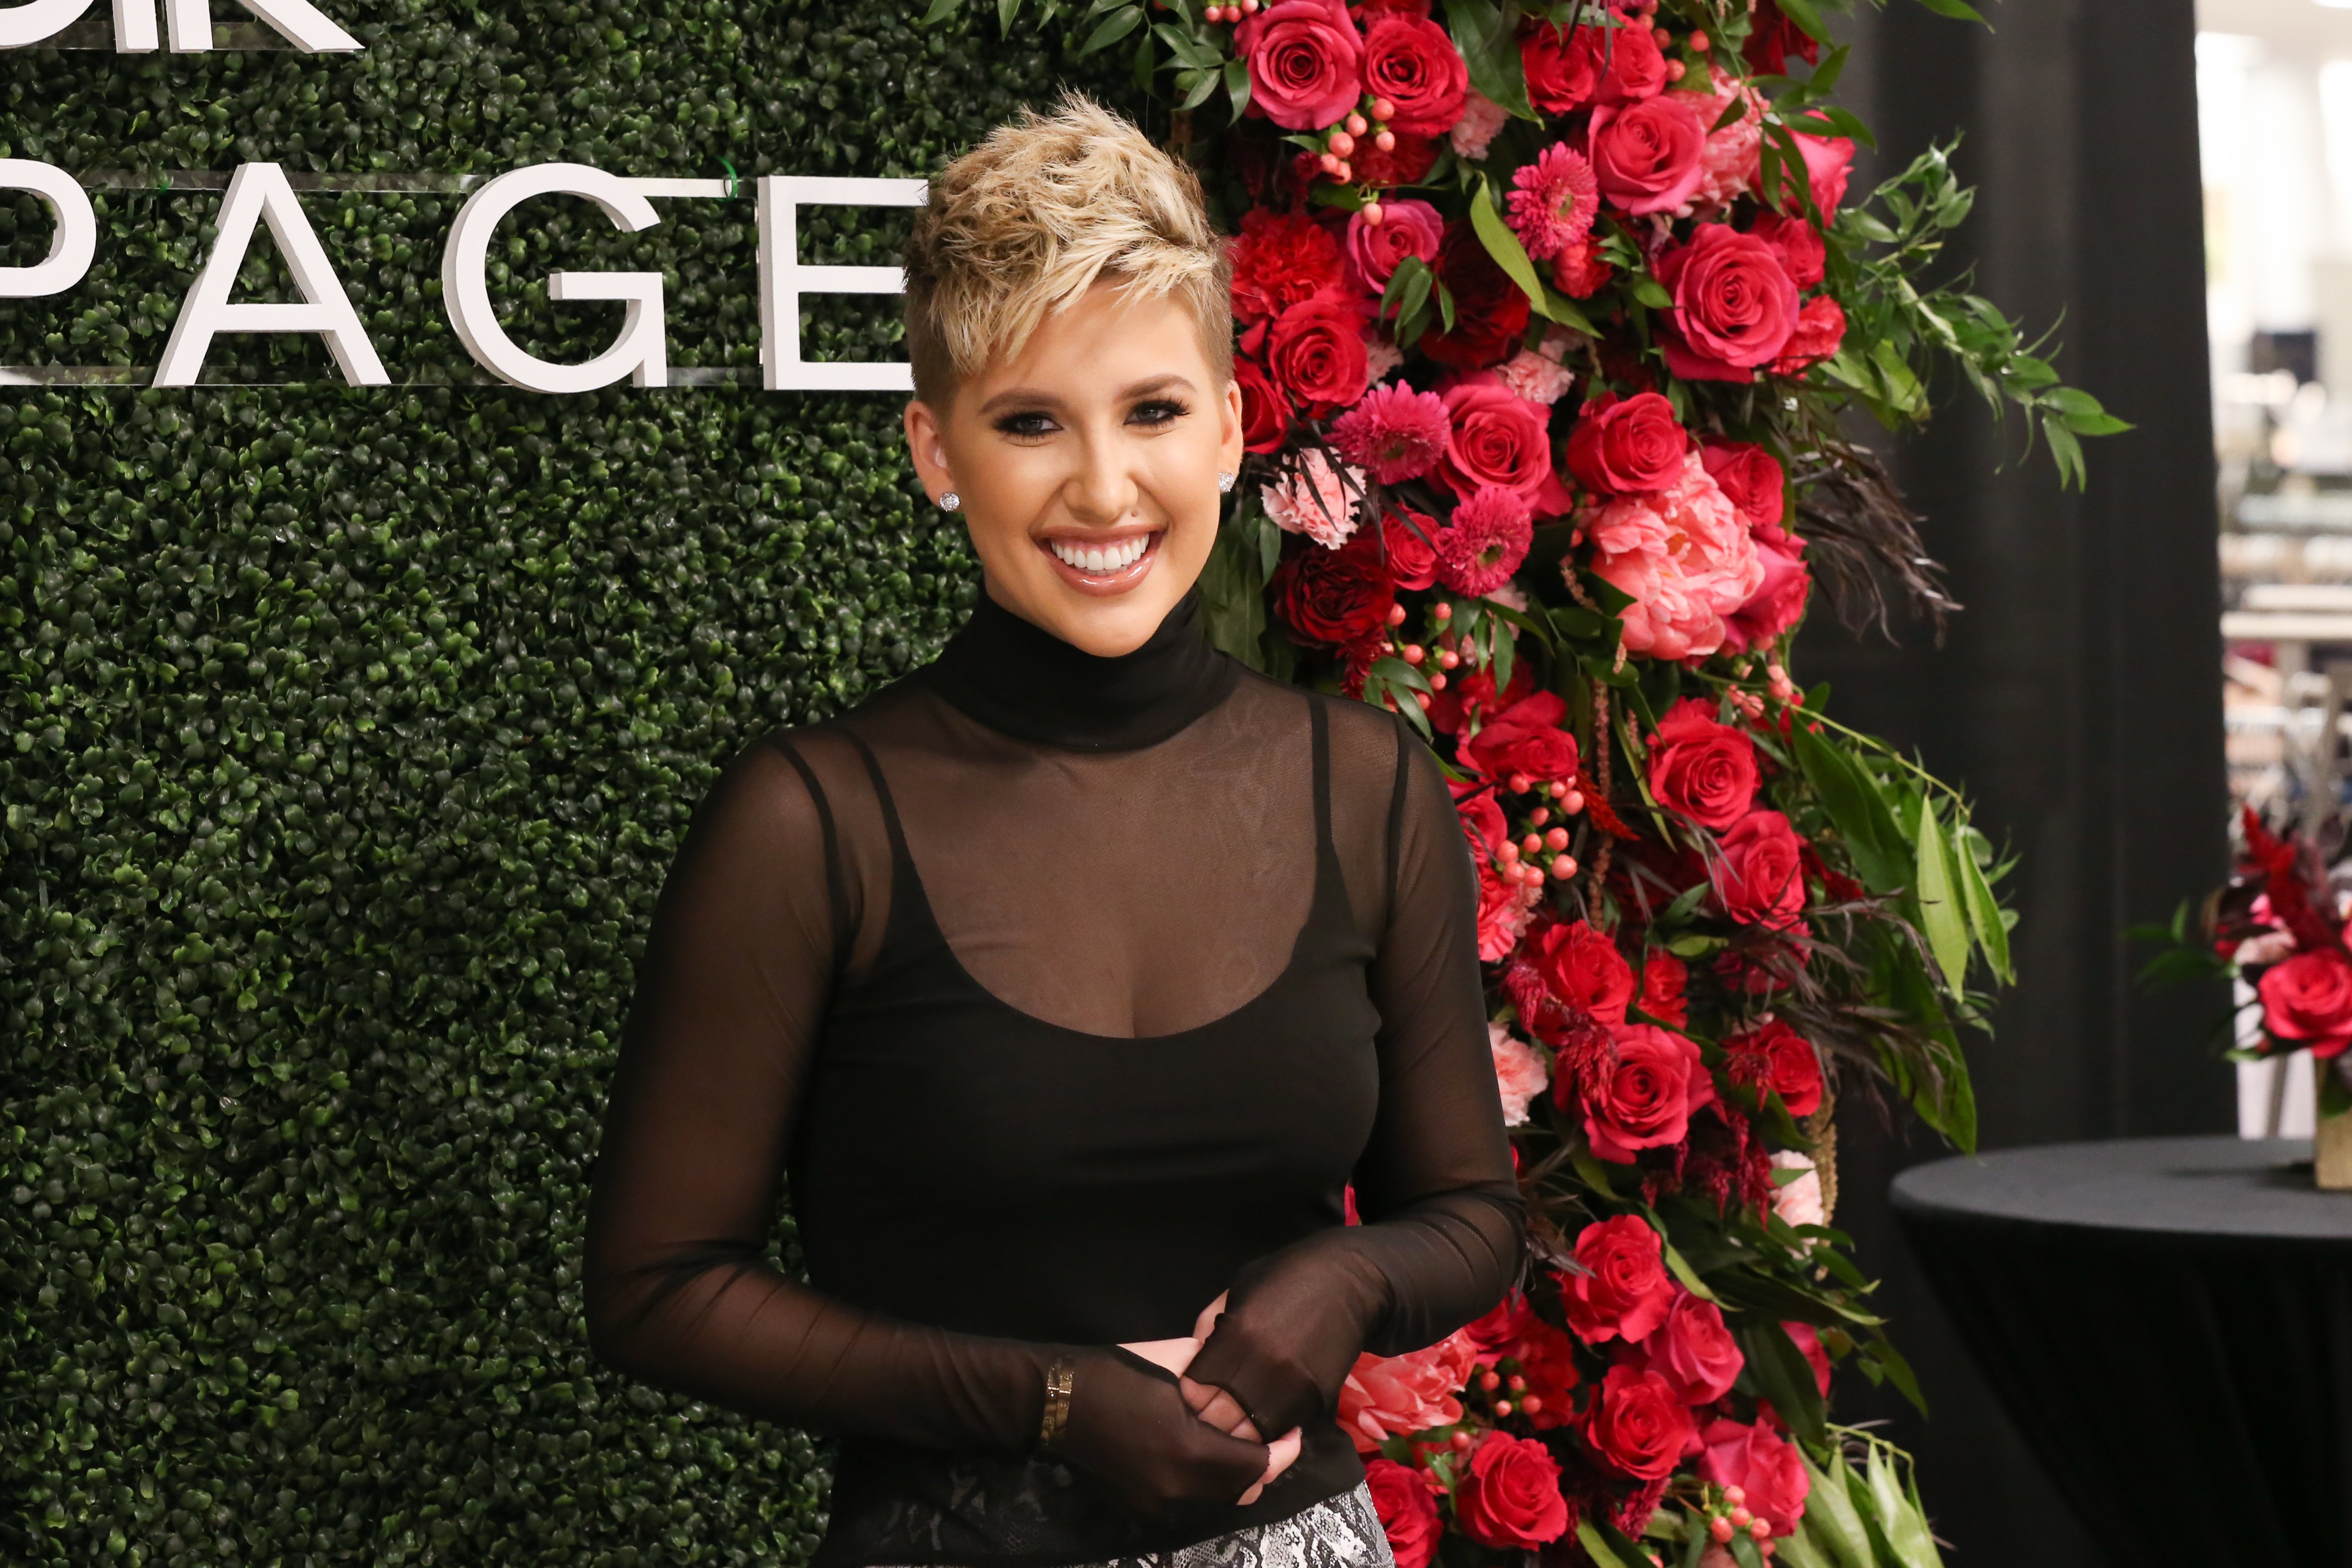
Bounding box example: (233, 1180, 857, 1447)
(0, 161, 95, 299)
(112, 0, 158, 49)
(154, 163, 387, 388)
(0, 0, 93, 48)
(756, 175, 926, 393)
(442, 163, 667, 394)
(165, 0, 356, 51)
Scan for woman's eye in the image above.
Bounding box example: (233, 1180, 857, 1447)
(1129, 399, 1189, 427)
(994, 411, 1058, 439)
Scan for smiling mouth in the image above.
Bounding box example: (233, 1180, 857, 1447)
(1039, 530, 1163, 592)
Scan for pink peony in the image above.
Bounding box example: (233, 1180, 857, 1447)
(1261, 449, 1365, 549)
(1698, 1419, 1811, 1538)
(1450, 86, 1508, 160)
(1583, 451, 1764, 660)
(1488, 1021, 1551, 1125)
(1437, 486, 1535, 596)
(1345, 197, 1445, 297)
(1495, 348, 1576, 406)
(1507, 142, 1600, 261)
(1331, 382, 1452, 484)
(1336, 1329, 1481, 1452)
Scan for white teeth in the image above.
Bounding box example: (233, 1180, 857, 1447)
(1050, 535, 1150, 573)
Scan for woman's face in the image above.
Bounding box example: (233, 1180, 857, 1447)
(903, 281, 1244, 658)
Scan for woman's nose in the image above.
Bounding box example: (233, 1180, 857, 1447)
(1064, 433, 1141, 525)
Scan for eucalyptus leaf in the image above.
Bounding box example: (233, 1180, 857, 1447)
(1913, 796, 1971, 992)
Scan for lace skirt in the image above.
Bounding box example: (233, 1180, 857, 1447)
(872, 1479, 1396, 1568)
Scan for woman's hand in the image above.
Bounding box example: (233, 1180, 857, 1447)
(1176, 1239, 1389, 1441)
(1057, 1344, 1271, 1520)
(1117, 1323, 1302, 1505)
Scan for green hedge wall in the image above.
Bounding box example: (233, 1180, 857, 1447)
(0, 7, 1116, 1563)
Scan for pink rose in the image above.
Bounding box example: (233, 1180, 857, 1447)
(1489, 1021, 1551, 1125)
(1239, 0, 1366, 131)
(1336, 1329, 1480, 1451)
(1461, 690, 1581, 789)
(1636, 1292, 1744, 1404)
(1723, 522, 1810, 654)
(1438, 373, 1575, 516)
(1361, 16, 1468, 136)
(1700, 440, 1787, 529)
(1267, 296, 1370, 417)
(1559, 1214, 1676, 1345)
(1567, 391, 1687, 496)
(1795, 132, 1855, 213)
(1585, 451, 1764, 660)
(1749, 211, 1826, 289)
(1784, 1320, 1833, 1396)
(1344, 197, 1444, 296)
(2259, 949, 2352, 1058)
(1698, 1418, 1811, 1538)
(1588, 96, 1708, 217)
(1655, 223, 1801, 382)
(1580, 1023, 1714, 1163)
(1364, 1459, 1445, 1568)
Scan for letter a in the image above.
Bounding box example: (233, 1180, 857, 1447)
(155, 163, 387, 387)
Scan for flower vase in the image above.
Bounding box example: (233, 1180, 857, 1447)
(2316, 1054, 2352, 1191)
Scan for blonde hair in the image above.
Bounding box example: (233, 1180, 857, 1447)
(903, 93, 1234, 405)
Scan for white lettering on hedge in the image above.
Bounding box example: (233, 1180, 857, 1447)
(155, 162, 387, 387)
(0, 0, 355, 48)
(757, 175, 925, 393)
(442, 163, 669, 394)
(0, 160, 97, 298)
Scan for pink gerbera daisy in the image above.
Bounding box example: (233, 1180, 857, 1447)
(1507, 143, 1600, 262)
(1329, 382, 1453, 485)
(1436, 486, 1535, 596)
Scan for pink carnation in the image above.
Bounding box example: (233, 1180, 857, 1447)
(1450, 87, 1508, 160)
(1507, 142, 1600, 261)
(1337, 1329, 1481, 1452)
(1582, 451, 1763, 660)
(1363, 331, 1405, 385)
(1495, 348, 1576, 406)
(1261, 448, 1365, 549)
(1437, 486, 1534, 596)
(1488, 1021, 1550, 1125)
(1683, 68, 1763, 211)
(1330, 382, 1453, 484)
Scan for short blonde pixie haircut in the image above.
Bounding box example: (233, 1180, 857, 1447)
(902, 93, 1234, 407)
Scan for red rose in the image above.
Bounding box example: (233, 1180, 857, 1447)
(1438, 373, 1573, 515)
(1381, 509, 1441, 590)
(1636, 1291, 1744, 1404)
(1454, 1432, 1571, 1549)
(1566, 391, 1685, 496)
(1462, 1289, 1540, 1360)
(1591, 15, 1668, 102)
(1656, 223, 1801, 382)
(1268, 296, 1369, 416)
(1421, 219, 1531, 371)
(1712, 809, 1807, 928)
(1362, 17, 1467, 136)
(1794, 133, 1855, 213)
(1698, 1418, 1811, 1537)
(1647, 695, 1759, 831)
(1743, 0, 1820, 75)
(1582, 1364, 1695, 1481)
(1514, 1322, 1582, 1430)
(1772, 295, 1847, 376)
(1558, 1213, 1675, 1345)
(2259, 949, 2352, 1058)
(1724, 522, 1810, 654)
(1236, 357, 1292, 454)
(1271, 529, 1395, 648)
(1238, 0, 1365, 131)
(1724, 1017, 1824, 1117)
(1427, 654, 1532, 735)
(1784, 1321, 1833, 1396)
(1364, 1458, 1445, 1568)
(1635, 949, 1688, 1028)
(1519, 17, 1602, 112)
(1551, 235, 1616, 299)
(1700, 440, 1787, 528)
(1350, 0, 1430, 18)
(1343, 197, 1444, 295)
(1531, 917, 1634, 1024)
(1587, 96, 1708, 217)
(1463, 691, 1581, 791)
(1748, 211, 1826, 289)
(1581, 1023, 1713, 1163)
(1230, 207, 1348, 325)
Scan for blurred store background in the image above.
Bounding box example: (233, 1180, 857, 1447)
(2198, 0, 2352, 1137)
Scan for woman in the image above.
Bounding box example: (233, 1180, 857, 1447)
(583, 96, 1523, 1568)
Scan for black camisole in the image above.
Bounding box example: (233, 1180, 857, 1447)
(583, 588, 1524, 1567)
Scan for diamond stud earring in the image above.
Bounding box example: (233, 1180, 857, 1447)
(1216, 471, 1235, 495)
(938, 491, 961, 512)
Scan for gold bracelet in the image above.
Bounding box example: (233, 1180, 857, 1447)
(1037, 1356, 1076, 1452)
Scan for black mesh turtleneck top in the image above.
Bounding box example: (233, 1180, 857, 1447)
(583, 587, 1525, 1567)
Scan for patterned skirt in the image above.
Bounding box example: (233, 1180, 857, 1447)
(873, 1480, 1396, 1568)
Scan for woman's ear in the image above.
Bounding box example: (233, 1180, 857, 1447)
(1218, 376, 1245, 477)
(902, 397, 954, 505)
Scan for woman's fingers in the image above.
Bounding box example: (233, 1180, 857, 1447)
(1191, 1290, 1229, 1343)
(1116, 1337, 1202, 1378)
(1234, 1427, 1303, 1506)
(1178, 1375, 1257, 1437)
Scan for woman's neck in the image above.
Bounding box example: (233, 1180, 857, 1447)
(923, 583, 1238, 751)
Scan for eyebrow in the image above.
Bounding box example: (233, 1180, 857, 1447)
(975, 373, 1199, 415)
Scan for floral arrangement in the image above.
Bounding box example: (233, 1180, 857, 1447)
(929, 0, 2125, 1562)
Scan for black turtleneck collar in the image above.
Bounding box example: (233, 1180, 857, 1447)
(923, 585, 1241, 752)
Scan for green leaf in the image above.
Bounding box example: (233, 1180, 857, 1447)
(1224, 55, 1251, 119)
(1773, 1525, 1834, 1568)
(1956, 821, 2013, 983)
(996, 0, 1020, 36)
(1789, 724, 1908, 894)
(1470, 179, 1551, 321)
(1867, 1444, 1942, 1568)
(1909, 0, 1987, 21)
(1442, 0, 1534, 120)
(1796, 1449, 1874, 1568)
(1576, 1519, 1640, 1568)
(1735, 1320, 1826, 1449)
(1076, 6, 1141, 56)
(919, 0, 961, 24)
(1631, 278, 1672, 311)
(1659, 1236, 1722, 1304)
(1771, 0, 1832, 42)
(1913, 796, 1970, 993)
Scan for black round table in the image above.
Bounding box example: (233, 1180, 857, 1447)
(1892, 1137, 2352, 1568)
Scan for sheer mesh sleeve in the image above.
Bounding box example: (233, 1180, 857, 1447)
(581, 739, 1051, 1455)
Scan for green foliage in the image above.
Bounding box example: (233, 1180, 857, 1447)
(0, 5, 1110, 1563)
